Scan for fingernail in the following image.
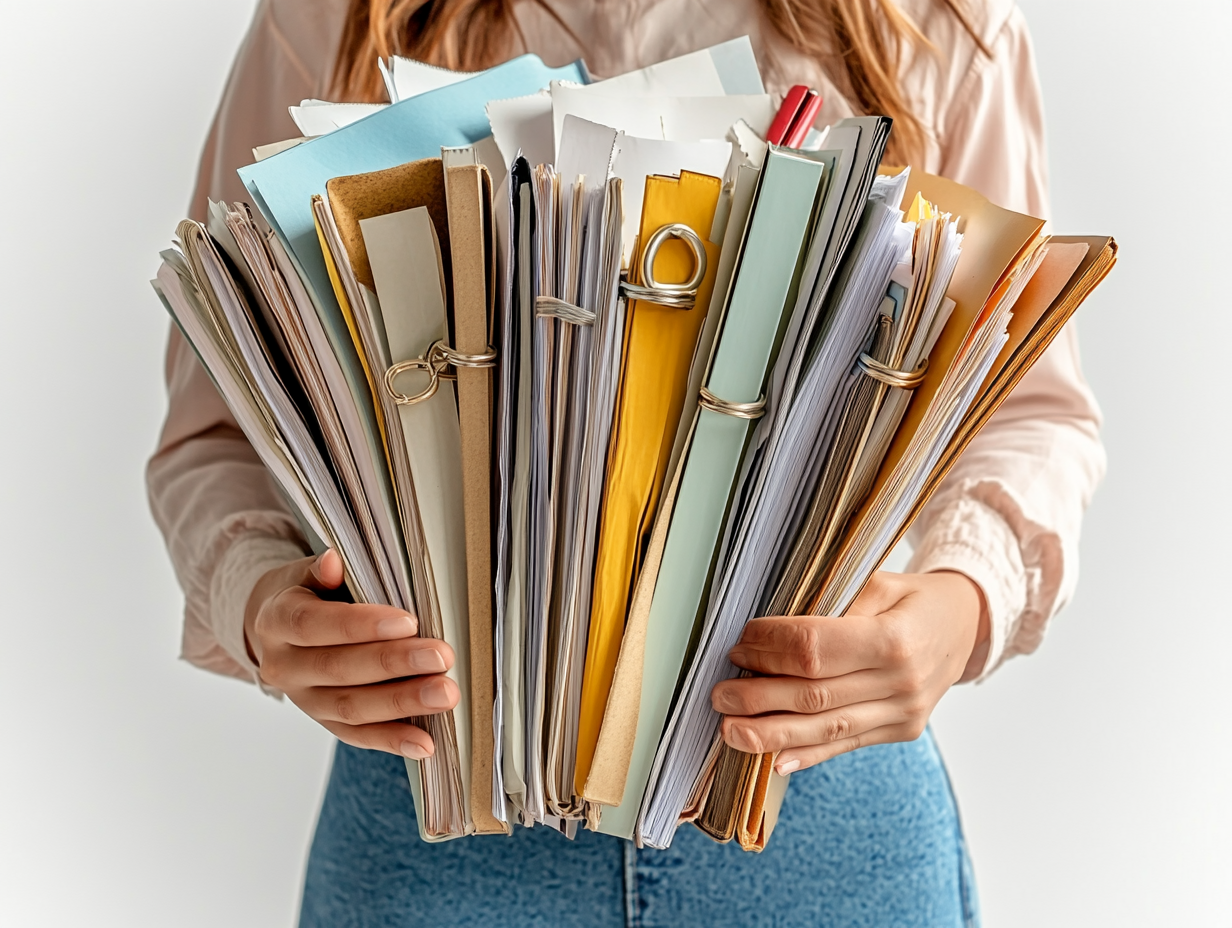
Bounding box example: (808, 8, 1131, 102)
(776, 759, 801, 775)
(376, 615, 417, 639)
(400, 740, 431, 760)
(728, 647, 748, 665)
(421, 678, 455, 710)
(406, 647, 447, 675)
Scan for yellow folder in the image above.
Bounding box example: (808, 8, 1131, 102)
(574, 170, 722, 795)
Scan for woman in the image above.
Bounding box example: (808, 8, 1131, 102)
(148, 0, 1105, 924)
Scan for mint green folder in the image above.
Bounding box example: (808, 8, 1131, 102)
(599, 148, 827, 838)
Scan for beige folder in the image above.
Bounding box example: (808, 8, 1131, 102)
(326, 156, 505, 835)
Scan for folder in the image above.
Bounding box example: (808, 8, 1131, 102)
(495, 159, 535, 823)
(321, 155, 501, 838)
(702, 167, 1046, 848)
(441, 151, 505, 834)
(711, 172, 1116, 852)
(635, 122, 896, 851)
(574, 170, 724, 796)
(721, 237, 1116, 852)
(583, 147, 828, 836)
(579, 161, 762, 830)
(238, 54, 585, 349)
(154, 43, 1119, 854)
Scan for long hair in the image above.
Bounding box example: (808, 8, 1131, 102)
(330, 0, 988, 165)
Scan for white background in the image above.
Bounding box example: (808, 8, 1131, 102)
(0, 1, 1227, 925)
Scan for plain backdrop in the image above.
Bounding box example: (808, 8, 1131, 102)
(0, 1, 1227, 925)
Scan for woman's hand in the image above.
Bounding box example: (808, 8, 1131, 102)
(244, 549, 459, 760)
(712, 570, 990, 775)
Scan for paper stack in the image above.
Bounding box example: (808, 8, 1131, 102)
(153, 37, 1115, 849)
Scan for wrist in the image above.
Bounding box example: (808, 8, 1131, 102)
(930, 569, 991, 683)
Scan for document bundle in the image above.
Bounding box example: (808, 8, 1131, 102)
(154, 38, 1116, 850)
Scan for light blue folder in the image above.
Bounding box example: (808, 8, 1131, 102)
(238, 54, 585, 315)
(600, 148, 828, 838)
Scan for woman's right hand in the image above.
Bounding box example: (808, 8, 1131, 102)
(243, 549, 459, 760)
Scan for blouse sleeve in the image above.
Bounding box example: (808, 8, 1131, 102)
(146, 0, 343, 687)
(905, 5, 1107, 679)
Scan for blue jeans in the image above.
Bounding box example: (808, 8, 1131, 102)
(300, 730, 978, 927)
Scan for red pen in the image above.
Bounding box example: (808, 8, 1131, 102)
(784, 90, 823, 148)
(767, 85, 810, 145)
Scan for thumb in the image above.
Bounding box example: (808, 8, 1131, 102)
(846, 571, 908, 618)
(305, 548, 345, 591)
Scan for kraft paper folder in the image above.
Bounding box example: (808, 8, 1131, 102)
(322, 154, 505, 838)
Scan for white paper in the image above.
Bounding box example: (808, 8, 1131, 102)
(388, 56, 483, 102)
(550, 85, 773, 154)
(556, 116, 619, 191)
(487, 37, 763, 172)
(289, 101, 386, 137)
(583, 47, 723, 96)
(611, 136, 734, 258)
(487, 90, 555, 172)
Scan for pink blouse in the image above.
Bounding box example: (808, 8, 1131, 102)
(147, 0, 1105, 688)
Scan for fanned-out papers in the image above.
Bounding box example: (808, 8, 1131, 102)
(153, 38, 1116, 849)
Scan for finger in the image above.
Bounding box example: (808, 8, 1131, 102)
(290, 637, 455, 687)
(268, 586, 419, 647)
(319, 719, 436, 760)
(308, 549, 345, 591)
(303, 674, 461, 725)
(720, 698, 901, 755)
(772, 722, 921, 774)
(711, 669, 894, 717)
(728, 615, 885, 679)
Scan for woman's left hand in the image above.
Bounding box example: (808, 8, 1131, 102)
(712, 570, 990, 775)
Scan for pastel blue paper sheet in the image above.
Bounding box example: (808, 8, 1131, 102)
(238, 54, 586, 311)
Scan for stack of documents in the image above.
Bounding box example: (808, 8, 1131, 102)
(154, 37, 1115, 849)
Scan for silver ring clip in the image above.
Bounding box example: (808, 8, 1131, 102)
(434, 342, 497, 370)
(535, 296, 596, 326)
(856, 354, 928, 390)
(620, 223, 707, 309)
(698, 385, 767, 420)
(385, 354, 441, 406)
(384, 340, 497, 406)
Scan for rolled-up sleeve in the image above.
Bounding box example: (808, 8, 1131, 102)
(907, 5, 1107, 678)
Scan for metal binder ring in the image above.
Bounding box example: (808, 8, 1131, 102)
(857, 354, 929, 390)
(385, 356, 441, 406)
(433, 342, 498, 370)
(698, 386, 767, 420)
(620, 223, 707, 309)
(535, 296, 596, 326)
(385, 340, 497, 405)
